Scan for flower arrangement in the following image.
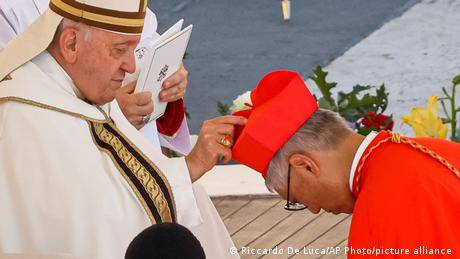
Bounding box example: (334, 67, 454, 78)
(309, 66, 393, 135)
(402, 96, 448, 139)
(361, 112, 394, 131)
(218, 66, 393, 135)
(230, 91, 252, 113)
(217, 91, 252, 116)
(402, 75, 459, 142)
(219, 67, 459, 143)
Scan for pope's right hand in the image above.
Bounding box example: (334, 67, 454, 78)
(116, 80, 154, 129)
(185, 115, 247, 182)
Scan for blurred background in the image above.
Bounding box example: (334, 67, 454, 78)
(148, 0, 416, 133)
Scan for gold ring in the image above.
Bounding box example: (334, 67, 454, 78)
(219, 135, 233, 147)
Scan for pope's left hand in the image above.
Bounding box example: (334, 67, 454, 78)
(158, 63, 188, 102)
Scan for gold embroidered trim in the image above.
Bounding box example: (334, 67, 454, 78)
(0, 96, 110, 123)
(103, 123, 176, 218)
(0, 95, 176, 223)
(51, 0, 145, 26)
(89, 121, 176, 223)
(355, 131, 460, 194)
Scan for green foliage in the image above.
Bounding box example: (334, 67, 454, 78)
(452, 75, 460, 86)
(217, 101, 230, 116)
(310, 66, 338, 112)
(440, 74, 459, 142)
(310, 66, 390, 135)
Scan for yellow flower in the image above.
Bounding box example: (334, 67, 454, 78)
(401, 95, 449, 138)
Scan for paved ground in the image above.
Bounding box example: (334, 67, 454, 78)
(212, 196, 351, 258)
(194, 0, 460, 196)
(308, 0, 460, 136)
(149, 0, 416, 133)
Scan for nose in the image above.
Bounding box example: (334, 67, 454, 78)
(120, 49, 136, 74)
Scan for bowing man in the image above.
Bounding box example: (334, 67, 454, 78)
(232, 70, 460, 257)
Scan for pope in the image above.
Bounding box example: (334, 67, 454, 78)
(231, 70, 460, 257)
(0, 0, 242, 258)
(0, 0, 193, 155)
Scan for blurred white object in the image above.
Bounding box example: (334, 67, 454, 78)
(197, 164, 273, 196)
(281, 0, 291, 21)
(0, 253, 80, 259)
(191, 134, 273, 196)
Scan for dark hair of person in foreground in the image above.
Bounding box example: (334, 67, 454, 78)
(125, 222, 206, 259)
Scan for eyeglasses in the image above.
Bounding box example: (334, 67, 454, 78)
(284, 165, 307, 211)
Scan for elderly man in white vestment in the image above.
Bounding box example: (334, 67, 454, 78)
(0, 0, 243, 258)
(0, 0, 194, 154)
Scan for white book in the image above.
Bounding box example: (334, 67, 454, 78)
(135, 21, 193, 120)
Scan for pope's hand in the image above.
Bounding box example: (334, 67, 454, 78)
(159, 63, 188, 102)
(185, 116, 247, 182)
(116, 80, 154, 129)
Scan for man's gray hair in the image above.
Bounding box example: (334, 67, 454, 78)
(265, 108, 351, 192)
(50, 18, 93, 46)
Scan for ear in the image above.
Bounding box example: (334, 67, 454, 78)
(58, 28, 79, 64)
(288, 153, 320, 177)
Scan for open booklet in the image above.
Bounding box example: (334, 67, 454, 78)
(135, 20, 193, 121)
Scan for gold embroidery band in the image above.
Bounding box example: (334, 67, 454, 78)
(50, 0, 146, 34)
(89, 121, 176, 224)
(0, 96, 110, 123)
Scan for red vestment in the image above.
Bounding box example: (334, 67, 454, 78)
(349, 131, 460, 258)
(156, 99, 185, 137)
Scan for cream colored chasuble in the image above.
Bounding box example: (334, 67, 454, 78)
(0, 51, 201, 258)
(0, 51, 238, 259)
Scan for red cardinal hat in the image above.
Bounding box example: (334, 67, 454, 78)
(231, 70, 318, 177)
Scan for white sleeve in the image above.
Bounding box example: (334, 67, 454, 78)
(139, 8, 160, 46)
(159, 117, 193, 155)
(0, 5, 19, 51)
(0, 0, 49, 51)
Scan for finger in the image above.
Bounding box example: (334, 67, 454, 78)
(120, 80, 137, 94)
(213, 124, 235, 136)
(160, 80, 187, 101)
(159, 85, 180, 101)
(163, 65, 188, 89)
(133, 91, 152, 106)
(135, 102, 154, 116)
(212, 115, 248, 126)
(128, 116, 143, 130)
(160, 89, 185, 103)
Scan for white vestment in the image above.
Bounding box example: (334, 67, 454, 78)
(0, 0, 192, 155)
(0, 52, 237, 259)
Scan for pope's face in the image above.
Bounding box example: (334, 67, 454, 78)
(73, 28, 140, 104)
